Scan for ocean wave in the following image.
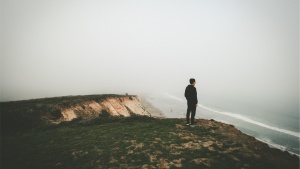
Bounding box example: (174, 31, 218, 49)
(256, 138, 300, 157)
(256, 138, 287, 151)
(163, 92, 185, 102)
(164, 93, 300, 138)
(198, 104, 300, 138)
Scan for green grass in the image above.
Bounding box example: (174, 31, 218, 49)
(1, 115, 299, 169)
(2, 116, 180, 169)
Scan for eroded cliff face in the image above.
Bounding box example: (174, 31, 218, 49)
(49, 96, 150, 123)
(0, 94, 163, 130)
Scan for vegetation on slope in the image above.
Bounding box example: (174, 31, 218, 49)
(1, 115, 299, 169)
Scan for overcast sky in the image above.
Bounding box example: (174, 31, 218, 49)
(0, 0, 299, 114)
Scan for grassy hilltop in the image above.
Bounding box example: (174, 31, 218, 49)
(1, 95, 299, 169)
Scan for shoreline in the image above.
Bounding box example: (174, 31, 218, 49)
(255, 137, 300, 157)
(215, 119, 300, 157)
(138, 96, 166, 118)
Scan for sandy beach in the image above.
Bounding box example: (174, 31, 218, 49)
(138, 95, 165, 118)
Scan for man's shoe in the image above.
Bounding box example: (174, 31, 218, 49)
(186, 123, 190, 126)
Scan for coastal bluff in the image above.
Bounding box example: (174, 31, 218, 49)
(1, 94, 299, 169)
(0, 94, 163, 130)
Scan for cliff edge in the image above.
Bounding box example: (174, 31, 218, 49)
(1, 95, 299, 168)
(0, 94, 163, 131)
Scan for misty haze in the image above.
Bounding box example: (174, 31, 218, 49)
(1, 0, 299, 167)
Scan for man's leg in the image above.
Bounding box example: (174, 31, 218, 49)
(191, 106, 196, 125)
(186, 107, 191, 124)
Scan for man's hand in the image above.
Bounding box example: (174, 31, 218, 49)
(196, 104, 198, 107)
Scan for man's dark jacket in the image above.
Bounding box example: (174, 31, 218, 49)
(184, 85, 198, 104)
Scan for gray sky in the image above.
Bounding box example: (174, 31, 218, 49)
(0, 0, 299, 114)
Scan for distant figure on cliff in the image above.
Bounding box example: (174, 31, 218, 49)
(184, 78, 198, 126)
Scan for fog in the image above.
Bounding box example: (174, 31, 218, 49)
(0, 0, 299, 115)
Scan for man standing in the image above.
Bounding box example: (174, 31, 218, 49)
(184, 78, 198, 125)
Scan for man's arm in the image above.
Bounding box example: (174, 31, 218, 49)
(184, 86, 189, 100)
(195, 88, 198, 105)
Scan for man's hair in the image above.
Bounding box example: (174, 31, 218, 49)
(189, 78, 195, 84)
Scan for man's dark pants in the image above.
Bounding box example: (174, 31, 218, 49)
(186, 101, 196, 124)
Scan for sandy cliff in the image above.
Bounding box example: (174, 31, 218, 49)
(52, 96, 152, 122)
(0, 94, 164, 130)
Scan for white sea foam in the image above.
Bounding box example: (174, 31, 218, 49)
(164, 92, 185, 102)
(164, 93, 300, 138)
(257, 138, 287, 150)
(256, 138, 300, 157)
(198, 104, 300, 138)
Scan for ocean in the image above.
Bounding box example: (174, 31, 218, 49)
(144, 92, 300, 156)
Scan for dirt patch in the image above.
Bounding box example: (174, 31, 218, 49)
(149, 155, 157, 163)
(202, 141, 214, 147)
(192, 158, 213, 167)
(180, 133, 198, 140)
(110, 157, 118, 164)
(172, 158, 185, 167)
(157, 158, 170, 169)
(61, 109, 77, 121)
(155, 138, 162, 141)
(182, 141, 201, 150)
(126, 140, 144, 154)
(175, 124, 185, 129)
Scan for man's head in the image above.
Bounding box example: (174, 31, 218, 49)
(189, 78, 196, 86)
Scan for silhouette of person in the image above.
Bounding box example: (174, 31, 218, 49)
(184, 78, 198, 125)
